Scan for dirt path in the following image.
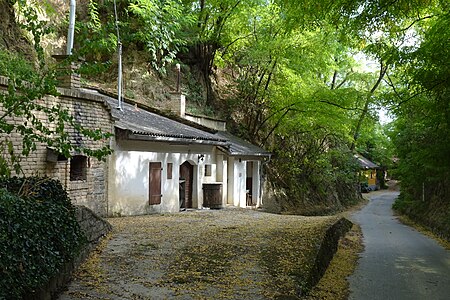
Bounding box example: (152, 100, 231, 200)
(59, 208, 338, 299)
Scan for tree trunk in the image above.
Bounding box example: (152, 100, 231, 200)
(350, 61, 388, 150)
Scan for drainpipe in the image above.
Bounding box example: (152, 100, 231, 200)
(67, 0, 76, 55)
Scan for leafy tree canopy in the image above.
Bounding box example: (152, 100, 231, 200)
(2, 0, 448, 214)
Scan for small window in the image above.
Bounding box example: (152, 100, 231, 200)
(205, 164, 212, 177)
(167, 163, 173, 179)
(70, 155, 87, 181)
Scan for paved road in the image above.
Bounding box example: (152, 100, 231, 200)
(348, 191, 450, 300)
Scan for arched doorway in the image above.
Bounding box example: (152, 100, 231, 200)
(180, 161, 194, 209)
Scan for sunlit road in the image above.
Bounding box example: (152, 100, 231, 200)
(348, 191, 450, 300)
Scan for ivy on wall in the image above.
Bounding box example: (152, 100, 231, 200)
(0, 177, 85, 299)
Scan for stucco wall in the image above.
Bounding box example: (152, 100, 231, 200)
(216, 153, 228, 206)
(226, 158, 263, 208)
(252, 161, 261, 207)
(0, 77, 113, 216)
(228, 158, 246, 207)
(108, 139, 221, 216)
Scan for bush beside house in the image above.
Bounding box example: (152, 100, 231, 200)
(0, 177, 85, 299)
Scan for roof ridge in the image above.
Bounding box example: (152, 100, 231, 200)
(85, 85, 218, 134)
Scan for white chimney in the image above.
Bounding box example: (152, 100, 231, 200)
(169, 92, 186, 117)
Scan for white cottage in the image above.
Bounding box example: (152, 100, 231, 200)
(101, 93, 270, 216)
(1, 54, 270, 217)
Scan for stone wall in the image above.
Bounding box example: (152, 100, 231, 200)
(25, 206, 112, 300)
(76, 205, 112, 244)
(307, 217, 353, 292)
(0, 76, 114, 216)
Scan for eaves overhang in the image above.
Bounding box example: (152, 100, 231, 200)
(217, 146, 272, 160)
(127, 132, 229, 146)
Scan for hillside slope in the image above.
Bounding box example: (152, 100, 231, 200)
(1, 0, 367, 215)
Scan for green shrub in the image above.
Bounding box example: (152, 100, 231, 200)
(0, 177, 85, 299)
(392, 194, 414, 213)
(393, 192, 450, 241)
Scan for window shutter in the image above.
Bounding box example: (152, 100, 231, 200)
(149, 162, 162, 205)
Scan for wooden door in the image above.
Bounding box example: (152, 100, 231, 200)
(180, 161, 193, 208)
(149, 162, 162, 205)
(246, 161, 255, 206)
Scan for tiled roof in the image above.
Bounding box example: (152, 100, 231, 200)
(355, 154, 379, 169)
(216, 131, 271, 158)
(81, 88, 228, 146)
(79, 88, 271, 155)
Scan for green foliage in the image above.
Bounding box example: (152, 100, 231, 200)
(129, 0, 192, 75)
(268, 131, 360, 215)
(15, 0, 54, 66)
(392, 193, 416, 213)
(75, 0, 117, 76)
(386, 2, 449, 237)
(12, 0, 446, 216)
(197, 0, 397, 212)
(0, 48, 113, 177)
(0, 177, 85, 299)
(393, 193, 450, 240)
(185, 71, 206, 106)
(388, 5, 449, 198)
(0, 1, 113, 177)
(74, 0, 193, 76)
(355, 122, 395, 168)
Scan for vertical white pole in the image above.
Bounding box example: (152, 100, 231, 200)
(422, 182, 425, 202)
(117, 42, 123, 110)
(176, 63, 181, 93)
(113, 0, 122, 110)
(67, 0, 76, 55)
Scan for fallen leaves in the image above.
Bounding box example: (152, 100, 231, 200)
(304, 224, 364, 300)
(61, 209, 341, 299)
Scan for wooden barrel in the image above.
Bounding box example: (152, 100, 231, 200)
(202, 183, 223, 209)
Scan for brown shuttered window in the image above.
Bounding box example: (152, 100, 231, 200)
(149, 162, 162, 205)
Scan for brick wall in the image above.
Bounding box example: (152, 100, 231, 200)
(0, 76, 114, 216)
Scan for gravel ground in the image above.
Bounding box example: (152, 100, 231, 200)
(58, 207, 338, 300)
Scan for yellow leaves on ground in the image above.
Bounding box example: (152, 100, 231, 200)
(305, 224, 364, 300)
(62, 208, 339, 299)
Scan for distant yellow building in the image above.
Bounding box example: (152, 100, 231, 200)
(355, 154, 379, 191)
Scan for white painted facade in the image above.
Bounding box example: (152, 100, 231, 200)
(107, 139, 223, 216)
(104, 91, 269, 216)
(226, 158, 262, 208)
(107, 138, 265, 215)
